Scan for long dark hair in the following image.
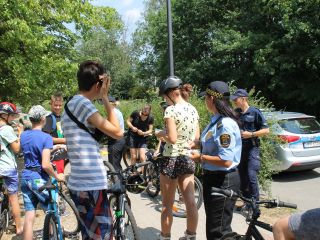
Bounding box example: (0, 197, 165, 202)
(214, 98, 240, 125)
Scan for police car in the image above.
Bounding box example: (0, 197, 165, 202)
(265, 111, 320, 171)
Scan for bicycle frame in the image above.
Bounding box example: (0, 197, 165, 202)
(45, 177, 64, 240)
(114, 193, 130, 238)
(244, 220, 273, 240)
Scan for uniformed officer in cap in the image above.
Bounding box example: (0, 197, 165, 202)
(190, 81, 242, 240)
(231, 89, 269, 201)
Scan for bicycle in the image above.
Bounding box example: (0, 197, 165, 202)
(0, 176, 12, 238)
(211, 187, 297, 240)
(144, 151, 204, 218)
(39, 150, 80, 240)
(106, 161, 152, 240)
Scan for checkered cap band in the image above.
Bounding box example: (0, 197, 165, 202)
(206, 88, 224, 99)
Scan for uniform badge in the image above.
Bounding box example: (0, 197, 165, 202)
(220, 134, 231, 148)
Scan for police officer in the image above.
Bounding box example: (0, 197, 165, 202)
(190, 81, 242, 240)
(231, 89, 269, 200)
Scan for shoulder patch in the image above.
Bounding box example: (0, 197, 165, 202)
(220, 134, 231, 148)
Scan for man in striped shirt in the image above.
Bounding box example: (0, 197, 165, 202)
(62, 60, 123, 239)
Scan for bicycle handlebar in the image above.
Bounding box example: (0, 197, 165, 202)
(211, 187, 297, 209)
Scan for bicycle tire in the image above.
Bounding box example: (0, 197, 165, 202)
(0, 208, 9, 238)
(109, 196, 141, 240)
(104, 160, 119, 184)
(172, 176, 203, 218)
(145, 162, 160, 197)
(122, 146, 131, 167)
(58, 191, 80, 236)
(43, 213, 58, 240)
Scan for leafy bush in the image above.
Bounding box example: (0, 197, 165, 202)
(101, 84, 279, 194)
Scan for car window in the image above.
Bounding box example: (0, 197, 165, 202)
(278, 118, 320, 134)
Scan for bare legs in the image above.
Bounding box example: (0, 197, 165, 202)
(160, 173, 198, 237)
(8, 193, 23, 234)
(273, 216, 296, 240)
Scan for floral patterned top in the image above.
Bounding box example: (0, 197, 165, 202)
(163, 102, 199, 157)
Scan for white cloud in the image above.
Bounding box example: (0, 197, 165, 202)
(123, 8, 141, 24)
(121, 0, 134, 7)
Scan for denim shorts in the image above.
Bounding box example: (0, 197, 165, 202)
(289, 208, 320, 240)
(21, 178, 50, 211)
(0, 168, 19, 194)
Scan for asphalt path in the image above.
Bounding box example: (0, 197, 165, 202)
(130, 167, 320, 239)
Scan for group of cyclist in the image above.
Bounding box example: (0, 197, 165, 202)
(0, 59, 319, 240)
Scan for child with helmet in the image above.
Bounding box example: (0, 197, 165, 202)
(0, 102, 23, 235)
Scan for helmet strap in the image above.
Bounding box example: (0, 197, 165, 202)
(166, 94, 176, 105)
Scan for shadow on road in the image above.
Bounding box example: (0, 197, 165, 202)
(139, 226, 161, 239)
(139, 192, 162, 213)
(272, 169, 320, 183)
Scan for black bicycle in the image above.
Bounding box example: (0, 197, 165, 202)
(211, 187, 297, 240)
(0, 176, 12, 238)
(106, 161, 151, 240)
(144, 152, 204, 218)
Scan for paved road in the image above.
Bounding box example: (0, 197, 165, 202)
(271, 167, 320, 211)
(3, 161, 319, 239)
(130, 167, 320, 239)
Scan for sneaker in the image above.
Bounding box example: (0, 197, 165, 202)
(157, 233, 171, 240)
(179, 231, 196, 240)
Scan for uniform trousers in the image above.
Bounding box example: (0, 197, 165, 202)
(203, 169, 240, 240)
(238, 144, 260, 200)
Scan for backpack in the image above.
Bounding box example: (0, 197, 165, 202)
(49, 113, 57, 133)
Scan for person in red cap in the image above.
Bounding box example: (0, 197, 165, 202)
(0, 102, 23, 235)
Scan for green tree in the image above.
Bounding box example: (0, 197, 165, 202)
(77, 30, 137, 99)
(0, 0, 121, 107)
(134, 0, 320, 116)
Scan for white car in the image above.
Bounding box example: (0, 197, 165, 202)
(265, 111, 320, 171)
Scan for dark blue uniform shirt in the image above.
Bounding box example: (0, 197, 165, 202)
(240, 107, 268, 145)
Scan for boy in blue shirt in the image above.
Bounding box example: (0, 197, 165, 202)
(20, 105, 64, 240)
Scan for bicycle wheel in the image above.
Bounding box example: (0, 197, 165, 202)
(64, 160, 71, 184)
(172, 176, 203, 218)
(0, 208, 9, 238)
(104, 160, 118, 184)
(109, 196, 141, 240)
(58, 191, 80, 236)
(145, 162, 160, 197)
(43, 213, 58, 240)
(122, 145, 131, 167)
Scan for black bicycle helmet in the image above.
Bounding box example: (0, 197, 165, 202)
(126, 174, 146, 194)
(158, 76, 182, 96)
(0, 102, 20, 115)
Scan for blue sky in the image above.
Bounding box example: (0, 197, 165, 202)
(91, 0, 145, 37)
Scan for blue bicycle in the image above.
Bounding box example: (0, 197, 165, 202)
(39, 169, 80, 240)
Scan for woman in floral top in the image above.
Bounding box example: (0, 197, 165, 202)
(156, 76, 199, 240)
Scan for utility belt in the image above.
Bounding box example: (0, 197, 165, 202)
(242, 137, 260, 147)
(203, 168, 237, 175)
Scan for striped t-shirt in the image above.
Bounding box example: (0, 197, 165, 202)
(62, 95, 108, 191)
